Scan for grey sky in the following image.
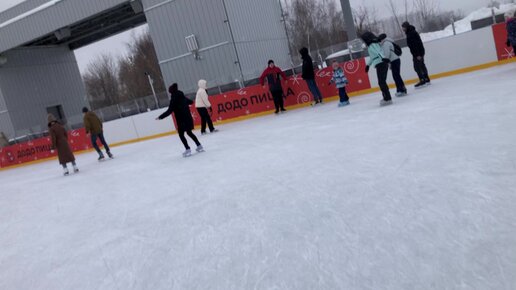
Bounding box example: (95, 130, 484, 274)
(0, 0, 497, 74)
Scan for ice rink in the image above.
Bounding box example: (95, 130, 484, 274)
(1, 63, 516, 290)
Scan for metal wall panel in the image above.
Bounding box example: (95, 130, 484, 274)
(0, 87, 15, 138)
(143, 0, 241, 93)
(224, 0, 291, 79)
(143, 0, 290, 93)
(0, 0, 129, 53)
(0, 46, 88, 137)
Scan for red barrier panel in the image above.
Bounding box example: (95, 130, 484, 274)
(493, 23, 515, 60)
(0, 128, 97, 169)
(0, 58, 370, 169)
(191, 58, 371, 124)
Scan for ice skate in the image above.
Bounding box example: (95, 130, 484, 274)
(210, 129, 219, 133)
(380, 99, 393, 107)
(338, 101, 350, 107)
(395, 91, 408, 97)
(415, 80, 427, 89)
(98, 154, 105, 161)
(196, 145, 205, 153)
(107, 152, 114, 159)
(63, 167, 70, 176)
(183, 149, 192, 158)
(73, 165, 79, 173)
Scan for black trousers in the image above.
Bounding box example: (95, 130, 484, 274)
(197, 107, 215, 133)
(390, 59, 406, 93)
(413, 56, 429, 81)
(91, 132, 110, 155)
(376, 62, 392, 101)
(271, 90, 285, 111)
(178, 129, 200, 150)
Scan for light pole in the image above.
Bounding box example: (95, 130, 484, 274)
(339, 0, 357, 41)
(145, 72, 159, 109)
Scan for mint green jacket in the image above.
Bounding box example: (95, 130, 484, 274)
(366, 43, 386, 68)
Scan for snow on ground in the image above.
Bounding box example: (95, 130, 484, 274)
(421, 3, 516, 42)
(1, 63, 516, 290)
(327, 4, 516, 60)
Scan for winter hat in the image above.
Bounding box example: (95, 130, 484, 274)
(402, 21, 410, 28)
(268, 59, 275, 65)
(361, 31, 378, 46)
(82, 107, 89, 113)
(378, 33, 387, 41)
(169, 83, 178, 94)
(299, 47, 309, 56)
(47, 113, 57, 123)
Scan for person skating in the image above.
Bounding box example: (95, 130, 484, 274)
(402, 21, 430, 88)
(362, 32, 393, 107)
(506, 12, 516, 55)
(195, 79, 217, 134)
(48, 114, 78, 176)
(259, 60, 288, 114)
(156, 83, 203, 157)
(329, 61, 350, 107)
(299, 47, 324, 106)
(82, 107, 113, 161)
(379, 33, 407, 97)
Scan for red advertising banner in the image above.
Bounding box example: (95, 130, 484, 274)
(191, 58, 371, 124)
(493, 23, 515, 60)
(0, 59, 370, 169)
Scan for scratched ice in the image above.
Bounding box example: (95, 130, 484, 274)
(1, 64, 516, 290)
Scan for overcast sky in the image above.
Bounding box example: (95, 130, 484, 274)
(0, 0, 498, 74)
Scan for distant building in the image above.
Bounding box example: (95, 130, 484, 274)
(0, 0, 290, 142)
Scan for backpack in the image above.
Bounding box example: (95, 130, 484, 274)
(391, 41, 403, 56)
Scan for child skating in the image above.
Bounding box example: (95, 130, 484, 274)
(329, 61, 350, 107)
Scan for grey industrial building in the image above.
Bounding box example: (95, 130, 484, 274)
(0, 0, 290, 142)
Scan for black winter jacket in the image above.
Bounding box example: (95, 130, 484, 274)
(159, 90, 194, 131)
(299, 47, 315, 80)
(405, 25, 425, 57)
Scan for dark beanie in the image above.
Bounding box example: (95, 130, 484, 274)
(268, 59, 274, 65)
(402, 21, 410, 28)
(82, 107, 89, 113)
(169, 83, 178, 94)
(378, 33, 387, 41)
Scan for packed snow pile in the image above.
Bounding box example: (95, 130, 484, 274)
(420, 3, 516, 41)
(327, 4, 516, 60)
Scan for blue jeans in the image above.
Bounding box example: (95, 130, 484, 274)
(306, 79, 323, 102)
(91, 132, 110, 156)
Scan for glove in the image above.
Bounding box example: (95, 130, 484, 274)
(507, 39, 511, 47)
(382, 58, 390, 64)
(365, 65, 370, 73)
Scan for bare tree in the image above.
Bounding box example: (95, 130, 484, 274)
(353, 5, 380, 36)
(413, 0, 439, 32)
(386, 0, 404, 36)
(285, 0, 348, 57)
(118, 31, 165, 101)
(83, 54, 121, 109)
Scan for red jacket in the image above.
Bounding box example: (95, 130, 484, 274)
(259, 66, 287, 92)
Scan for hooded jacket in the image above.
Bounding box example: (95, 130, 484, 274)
(48, 115, 75, 165)
(83, 111, 103, 135)
(259, 66, 287, 92)
(361, 32, 386, 69)
(299, 47, 315, 80)
(159, 84, 194, 132)
(379, 35, 400, 62)
(195, 80, 211, 108)
(403, 23, 425, 57)
(507, 18, 516, 46)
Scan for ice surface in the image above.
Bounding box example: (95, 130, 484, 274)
(1, 64, 516, 289)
